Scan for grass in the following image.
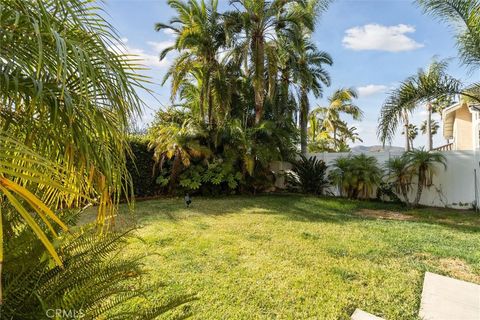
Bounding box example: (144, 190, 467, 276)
(107, 195, 480, 319)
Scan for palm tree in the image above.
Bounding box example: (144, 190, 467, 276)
(418, 0, 480, 70)
(156, 0, 227, 126)
(378, 60, 460, 150)
(225, 0, 314, 124)
(330, 155, 382, 199)
(1, 0, 147, 302)
(402, 123, 419, 150)
(421, 119, 440, 136)
(291, 28, 332, 154)
(313, 88, 363, 151)
(337, 124, 363, 151)
(406, 149, 447, 207)
(385, 156, 414, 206)
(148, 116, 211, 191)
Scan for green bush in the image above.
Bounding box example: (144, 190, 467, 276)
(126, 136, 161, 197)
(330, 154, 383, 199)
(287, 155, 329, 195)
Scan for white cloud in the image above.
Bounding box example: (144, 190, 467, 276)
(342, 24, 424, 52)
(357, 84, 388, 97)
(147, 41, 175, 54)
(108, 38, 173, 69)
(163, 29, 176, 36)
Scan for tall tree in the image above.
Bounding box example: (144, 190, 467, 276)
(226, 0, 313, 124)
(312, 88, 363, 151)
(156, 0, 228, 126)
(378, 60, 460, 149)
(401, 123, 419, 150)
(421, 119, 440, 136)
(292, 28, 332, 154)
(418, 0, 480, 70)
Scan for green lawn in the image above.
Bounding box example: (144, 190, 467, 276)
(112, 195, 480, 319)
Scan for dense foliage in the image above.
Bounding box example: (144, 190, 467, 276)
(145, 0, 353, 194)
(127, 137, 161, 197)
(287, 155, 329, 194)
(0, 0, 183, 315)
(329, 154, 383, 200)
(1, 212, 193, 319)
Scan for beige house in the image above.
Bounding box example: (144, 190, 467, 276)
(442, 102, 480, 150)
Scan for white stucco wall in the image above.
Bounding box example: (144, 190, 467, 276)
(287, 150, 480, 209)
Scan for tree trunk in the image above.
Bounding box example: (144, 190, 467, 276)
(333, 128, 337, 151)
(404, 126, 410, 151)
(300, 89, 309, 154)
(413, 169, 424, 207)
(426, 103, 433, 151)
(401, 185, 410, 207)
(199, 89, 206, 124)
(253, 35, 265, 124)
(403, 111, 410, 151)
(207, 85, 213, 128)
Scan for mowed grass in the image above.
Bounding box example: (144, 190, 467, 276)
(111, 195, 480, 319)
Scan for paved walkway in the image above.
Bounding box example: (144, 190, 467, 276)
(352, 272, 480, 320)
(419, 272, 480, 320)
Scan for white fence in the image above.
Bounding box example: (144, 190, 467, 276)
(273, 150, 480, 209)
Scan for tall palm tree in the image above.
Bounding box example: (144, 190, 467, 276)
(156, 0, 227, 126)
(292, 28, 332, 154)
(225, 0, 314, 124)
(421, 119, 440, 136)
(418, 0, 480, 70)
(402, 123, 419, 150)
(416, 0, 480, 115)
(313, 88, 363, 151)
(378, 60, 460, 150)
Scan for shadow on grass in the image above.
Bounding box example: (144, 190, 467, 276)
(126, 194, 480, 233)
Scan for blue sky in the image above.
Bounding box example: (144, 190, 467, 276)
(104, 0, 480, 147)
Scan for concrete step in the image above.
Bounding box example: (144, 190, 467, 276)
(351, 309, 385, 320)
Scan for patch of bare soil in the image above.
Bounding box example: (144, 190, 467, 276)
(356, 209, 415, 221)
(436, 258, 480, 283)
(413, 253, 480, 284)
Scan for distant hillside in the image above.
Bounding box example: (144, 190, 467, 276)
(350, 145, 404, 153)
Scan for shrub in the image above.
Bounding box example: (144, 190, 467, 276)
(384, 155, 414, 206)
(330, 154, 383, 199)
(287, 155, 329, 195)
(2, 214, 194, 319)
(126, 136, 161, 197)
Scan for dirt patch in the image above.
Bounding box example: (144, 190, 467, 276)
(356, 209, 415, 221)
(436, 258, 480, 283)
(413, 254, 480, 284)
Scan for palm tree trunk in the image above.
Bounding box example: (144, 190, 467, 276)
(426, 103, 433, 151)
(401, 185, 410, 207)
(300, 89, 308, 154)
(207, 82, 213, 127)
(333, 128, 337, 151)
(253, 35, 265, 124)
(199, 83, 206, 123)
(414, 169, 424, 207)
(403, 111, 410, 151)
